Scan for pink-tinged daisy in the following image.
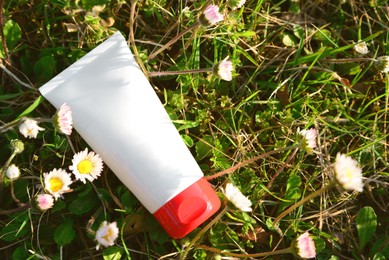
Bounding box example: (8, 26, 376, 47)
(95, 221, 119, 250)
(294, 232, 316, 259)
(334, 153, 364, 192)
(199, 4, 224, 27)
(43, 168, 72, 200)
(19, 118, 44, 139)
(54, 103, 73, 135)
(298, 127, 317, 153)
(36, 194, 54, 211)
(69, 148, 104, 184)
(223, 183, 252, 212)
(213, 57, 233, 81)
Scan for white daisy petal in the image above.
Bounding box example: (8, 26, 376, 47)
(223, 183, 252, 212)
(334, 153, 364, 192)
(95, 221, 119, 250)
(54, 103, 73, 135)
(6, 164, 21, 180)
(19, 118, 44, 139)
(69, 148, 104, 183)
(43, 168, 72, 200)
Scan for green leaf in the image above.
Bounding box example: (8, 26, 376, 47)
(34, 55, 57, 83)
(373, 253, 386, 260)
(234, 30, 256, 38)
(17, 95, 45, 119)
(282, 34, 297, 47)
(0, 20, 22, 57)
(0, 213, 30, 242)
(285, 174, 301, 200)
(356, 206, 377, 249)
(371, 236, 389, 258)
(81, 0, 111, 10)
(69, 192, 98, 215)
(181, 134, 194, 147)
(54, 219, 76, 246)
(195, 136, 214, 160)
(103, 247, 124, 260)
(12, 246, 29, 260)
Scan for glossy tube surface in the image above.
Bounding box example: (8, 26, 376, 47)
(39, 32, 205, 213)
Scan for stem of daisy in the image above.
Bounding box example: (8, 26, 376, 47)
(0, 117, 23, 133)
(148, 68, 213, 77)
(147, 21, 200, 61)
(0, 117, 51, 134)
(266, 147, 299, 191)
(128, 0, 149, 78)
(180, 203, 228, 260)
(325, 57, 377, 63)
(273, 182, 335, 227)
(196, 244, 294, 258)
(0, 202, 30, 215)
(206, 145, 299, 181)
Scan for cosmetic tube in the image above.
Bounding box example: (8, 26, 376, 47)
(39, 31, 220, 239)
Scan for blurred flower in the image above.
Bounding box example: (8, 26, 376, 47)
(199, 4, 224, 27)
(334, 153, 363, 192)
(375, 56, 389, 73)
(223, 183, 252, 212)
(353, 41, 369, 55)
(44, 168, 72, 200)
(36, 194, 54, 211)
(298, 128, 317, 153)
(69, 148, 104, 184)
(5, 164, 20, 180)
(227, 0, 246, 10)
(19, 118, 44, 139)
(10, 139, 24, 154)
(213, 57, 233, 81)
(294, 232, 316, 259)
(54, 103, 73, 135)
(95, 221, 119, 250)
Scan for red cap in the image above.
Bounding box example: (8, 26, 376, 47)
(153, 177, 221, 239)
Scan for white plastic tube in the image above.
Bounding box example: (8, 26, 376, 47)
(39, 31, 220, 238)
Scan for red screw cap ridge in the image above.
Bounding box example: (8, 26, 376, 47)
(153, 177, 221, 239)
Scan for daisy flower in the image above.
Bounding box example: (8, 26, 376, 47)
(334, 153, 364, 192)
(353, 41, 369, 55)
(95, 221, 119, 250)
(19, 118, 44, 139)
(294, 232, 316, 259)
(43, 168, 72, 200)
(298, 127, 317, 153)
(213, 57, 234, 81)
(199, 4, 224, 27)
(36, 194, 54, 211)
(227, 0, 246, 10)
(223, 183, 252, 212)
(69, 148, 104, 183)
(54, 103, 73, 135)
(6, 164, 21, 180)
(375, 56, 389, 73)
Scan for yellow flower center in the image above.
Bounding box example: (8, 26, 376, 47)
(49, 178, 63, 192)
(345, 168, 353, 179)
(78, 159, 93, 174)
(102, 228, 113, 242)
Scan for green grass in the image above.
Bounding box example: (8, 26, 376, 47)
(1, 0, 389, 259)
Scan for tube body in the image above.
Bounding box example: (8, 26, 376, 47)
(39, 32, 205, 213)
